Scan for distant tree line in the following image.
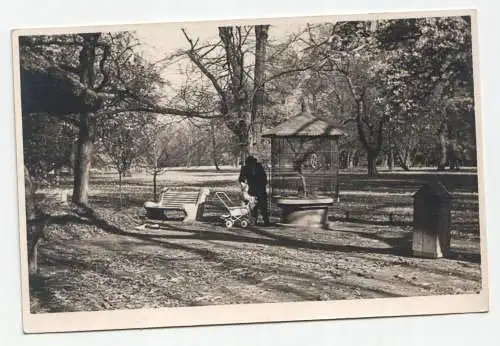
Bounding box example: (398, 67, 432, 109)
(19, 16, 476, 206)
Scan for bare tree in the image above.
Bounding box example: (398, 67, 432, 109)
(139, 122, 173, 201)
(97, 113, 149, 207)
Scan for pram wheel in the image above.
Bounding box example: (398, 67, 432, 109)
(240, 218, 249, 228)
(225, 220, 234, 228)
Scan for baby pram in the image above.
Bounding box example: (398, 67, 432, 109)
(215, 191, 253, 228)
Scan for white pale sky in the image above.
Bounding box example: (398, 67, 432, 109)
(134, 22, 304, 61)
(131, 21, 308, 87)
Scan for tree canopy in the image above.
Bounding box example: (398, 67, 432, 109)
(19, 15, 477, 200)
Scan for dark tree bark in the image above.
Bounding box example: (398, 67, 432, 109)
(437, 121, 447, 171)
(387, 131, 394, 171)
(447, 123, 460, 171)
(153, 170, 158, 202)
(251, 25, 270, 152)
(72, 112, 92, 205)
(218, 26, 270, 162)
(343, 74, 386, 177)
(72, 33, 100, 205)
(355, 98, 385, 177)
(448, 140, 460, 171)
(387, 151, 394, 171)
(367, 151, 378, 177)
(348, 150, 355, 168)
(118, 171, 123, 208)
(218, 27, 250, 161)
(396, 151, 411, 171)
(210, 119, 221, 171)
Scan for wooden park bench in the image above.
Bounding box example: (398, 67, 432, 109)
(143, 187, 210, 222)
(36, 188, 72, 206)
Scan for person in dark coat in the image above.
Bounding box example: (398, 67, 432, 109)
(238, 155, 270, 225)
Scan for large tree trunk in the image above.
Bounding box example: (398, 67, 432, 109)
(118, 171, 123, 208)
(355, 98, 385, 177)
(387, 132, 394, 171)
(381, 155, 388, 169)
(348, 150, 355, 168)
(339, 151, 347, 169)
(251, 25, 269, 154)
(72, 113, 92, 205)
(153, 170, 158, 202)
(448, 141, 460, 171)
(395, 149, 410, 171)
(213, 156, 221, 172)
(238, 132, 250, 164)
(210, 119, 221, 171)
(219, 27, 253, 161)
(367, 151, 378, 177)
(437, 122, 447, 171)
(387, 150, 394, 171)
(72, 34, 99, 205)
(447, 123, 460, 171)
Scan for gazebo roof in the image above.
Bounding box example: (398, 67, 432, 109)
(261, 110, 346, 138)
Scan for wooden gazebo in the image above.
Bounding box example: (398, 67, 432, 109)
(261, 106, 346, 228)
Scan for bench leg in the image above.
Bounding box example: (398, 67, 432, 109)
(182, 205, 197, 222)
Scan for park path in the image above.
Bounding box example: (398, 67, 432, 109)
(31, 218, 482, 313)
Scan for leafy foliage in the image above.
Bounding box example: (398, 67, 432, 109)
(263, 17, 476, 173)
(95, 112, 153, 177)
(19, 16, 477, 189)
(23, 114, 76, 181)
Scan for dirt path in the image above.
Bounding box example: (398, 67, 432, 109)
(30, 218, 482, 313)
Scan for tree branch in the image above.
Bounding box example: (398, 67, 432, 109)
(102, 105, 218, 119)
(95, 40, 112, 91)
(182, 29, 228, 105)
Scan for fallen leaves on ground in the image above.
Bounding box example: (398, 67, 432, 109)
(29, 170, 482, 313)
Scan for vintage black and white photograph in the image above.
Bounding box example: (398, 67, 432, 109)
(12, 9, 488, 333)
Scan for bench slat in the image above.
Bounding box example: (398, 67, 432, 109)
(162, 195, 199, 199)
(145, 187, 210, 222)
(160, 197, 199, 201)
(161, 196, 199, 200)
(160, 191, 200, 206)
(161, 196, 199, 199)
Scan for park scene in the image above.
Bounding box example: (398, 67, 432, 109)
(18, 15, 482, 313)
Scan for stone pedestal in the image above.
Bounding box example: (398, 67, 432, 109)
(275, 197, 334, 228)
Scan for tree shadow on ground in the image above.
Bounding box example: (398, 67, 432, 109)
(90, 177, 237, 190)
(89, 194, 147, 209)
(47, 208, 412, 259)
(33, 208, 481, 311)
(171, 169, 240, 174)
(61, 231, 409, 303)
(328, 215, 411, 227)
(29, 273, 73, 313)
(37, 252, 200, 309)
(43, 205, 481, 266)
(324, 225, 480, 265)
(339, 171, 479, 194)
(446, 250, 481, 264)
